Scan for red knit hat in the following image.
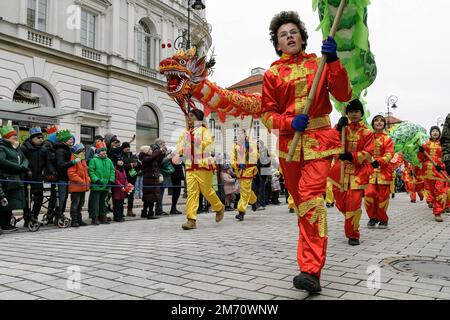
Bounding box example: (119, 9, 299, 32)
(96, 141, 107, 153)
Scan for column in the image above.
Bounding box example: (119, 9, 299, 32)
(111, 0, 120, 55)
(19, 0, 27, 25)
(127, 0, 136, 60)
(50, 0, 59, 35)
(99, 13, 106, 51)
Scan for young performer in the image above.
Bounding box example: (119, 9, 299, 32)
(261, 11, 352, 293)
(329, 99, 374, 246)
(418, 126, 447, 222)
(232, 129, 258, 221)
(177, 109, 225, 230)
(364, 115, 394, 229)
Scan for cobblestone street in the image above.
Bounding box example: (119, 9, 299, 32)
(0, 193, 450, 300)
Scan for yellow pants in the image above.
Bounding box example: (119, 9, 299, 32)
(237, 178, 257, 213)
(287, 193, 295, 210)
(390, 177, 395, 194)
(186, 170, 224, 221)
(325, 179, 334, 204)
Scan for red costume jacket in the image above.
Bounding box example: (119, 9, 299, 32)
(329, 121, 375, 191)
(369, 132, 394, 184)
(261, 52, 352, 162)
(418, 140, 446, 181)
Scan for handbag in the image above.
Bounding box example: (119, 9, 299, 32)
(160, 160, 175, 177)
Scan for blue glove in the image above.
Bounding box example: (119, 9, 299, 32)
(291, 114, 309, 132)
(238, 164, 246, 171)
(321, 36, 338, 63)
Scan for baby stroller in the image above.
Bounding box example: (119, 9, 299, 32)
(40, 184, 71, 228)
(10, 185, 41, 232)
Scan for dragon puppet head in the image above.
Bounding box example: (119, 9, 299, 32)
(159, 47, 208, 113)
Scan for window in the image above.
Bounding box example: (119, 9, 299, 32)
(136, 106, 159, 148)
(81, 89, 95, 110)
(252, 120, 260, 141)
(233, 123, 240, 142)
(80, 126, 95, 149)
(215, 125, 222, 144)
(81, 10, 96, 48)
(27, 0, 47, 32)
(136, 20, 152, 68)
(13, 82, 55, 108)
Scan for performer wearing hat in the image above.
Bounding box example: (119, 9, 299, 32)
(260, 11, 352, 293)
(418, 126, 447, 222)
(232, 129, 258, 221)
(364, 115, 394, 229)
(329, 99, 374, 246)
(177, 109, 225, 230)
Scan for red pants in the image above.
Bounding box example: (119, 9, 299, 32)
(364, 184, 390, 223)
(424, 179, 447, 215)
(407, 182, 424, 202)
(333, 188, 363, 240)
(279, 157, 331, 279)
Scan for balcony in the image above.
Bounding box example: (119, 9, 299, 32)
(82, 47, 102, 62)
(138, 67, 158, 79)
(27, 30, 53, 47)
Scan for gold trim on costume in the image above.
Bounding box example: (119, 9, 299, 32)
(345, 208, 362, 231)
(297, 196, 324, 217)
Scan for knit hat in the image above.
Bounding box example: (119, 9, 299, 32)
(56, 129, 72, 143)
(95, 141, 107, 153)
(120, 142, 131, 150)
(47, 133, 57, 143)
(94, 135, 104, 141)
(430, 126, 441, 138)
(0, 125, 17, 139)
(345, 99, 364, 116)
(72, 143, 85, 154)
(29, 127, 43, 139)
(189, 108, 204, 121)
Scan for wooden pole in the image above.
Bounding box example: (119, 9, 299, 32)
(287, 0, 348, 163)
(422, 150, 450, 183)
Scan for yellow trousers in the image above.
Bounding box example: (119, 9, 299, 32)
(237, 178, 257, 213)
(186, 170, 223, 221)
(325, 179, 334, 204)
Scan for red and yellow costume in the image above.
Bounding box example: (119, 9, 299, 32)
(403, 163, 424, 202)
(232, 141, 258, 214)
(364, 132, 394, 223)
(261, 51, 352, 278)
(329, 120, 374, 240)
(418, 140, 447, 215)
(177, 125, 224, 221)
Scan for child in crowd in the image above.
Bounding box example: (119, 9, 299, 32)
(112, 157, 128, 222)
(68, 144, 90, 227)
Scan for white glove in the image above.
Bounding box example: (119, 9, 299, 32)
(74, 158, 81, 163)
(1, 198, 8, 207)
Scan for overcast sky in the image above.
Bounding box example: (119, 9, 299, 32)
(205, 0, 449, 131)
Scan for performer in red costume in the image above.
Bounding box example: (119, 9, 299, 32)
(418, 126, 447, 222)
(364, 115, 394, 229)
(261, 11, 352, 293)
(329, 99, 374, 246)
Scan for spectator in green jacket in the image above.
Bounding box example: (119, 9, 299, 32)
(88, 141, 115, 225)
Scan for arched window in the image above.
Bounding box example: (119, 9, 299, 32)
(136, 105, 159, 148)
(13, 81, 55, 108)
(136, 19, 159, 69)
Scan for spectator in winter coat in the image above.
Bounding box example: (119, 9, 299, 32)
(88, 142, 115, 225)
(221, 164, 237, 211)
(0, 125, 29, 232)
(112, 157, 128, 222)
(121, 142, 140, 217)
(170, 152, 184, 215)
(68, 144, 90, 227)
(141, 144, 164, 219)
(86, 135, 104, 164)
(42, 126, 59, 220)
(20, 127, 51, 226)
(54, 129, 76, 222)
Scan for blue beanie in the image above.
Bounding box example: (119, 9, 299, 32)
(29, 127, 43, 138)
(72, 143, 85, 154)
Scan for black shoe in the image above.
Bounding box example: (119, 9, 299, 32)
(411, 200, 416, 203)
(2, 225, 18, 232)
(348, 238, 360, 246)
(378, 221, 388, 229)
(148, 215, 160, 220)
(140, 210, 148, 218)
(251, 203, 257, 212)
(170, 209, 182, 215)
(289, 208, 295, 213)
(78, 220, 88, 227)
(235, 213, 244, 221)
(91, 218, 99, 226)
(71, 220, 80, 228)
(391, 193, 395, 199)
(326, 203, 332, 208)
(293, 272, 321, 293)
(367, 219, 378, 229)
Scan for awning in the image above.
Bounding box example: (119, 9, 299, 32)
(0, 99, 76, 125)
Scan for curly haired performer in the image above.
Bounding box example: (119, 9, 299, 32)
(261, 11, 352, 293)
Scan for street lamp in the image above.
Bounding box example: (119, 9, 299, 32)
(436, 117, 444, 127)
(174, 0, 206, 50)
(386, 95, 399, 130)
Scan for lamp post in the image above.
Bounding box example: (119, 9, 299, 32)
(386, 95, 398, 130)
(174, 0, 206, 50)
(436, 117, 444, 128)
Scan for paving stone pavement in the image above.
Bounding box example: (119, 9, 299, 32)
(1, 193, 450, 300)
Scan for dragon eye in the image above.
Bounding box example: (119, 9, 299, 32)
(179, 59, 186, 66)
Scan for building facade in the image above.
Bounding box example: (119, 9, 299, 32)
(0, 0, 211, 149)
